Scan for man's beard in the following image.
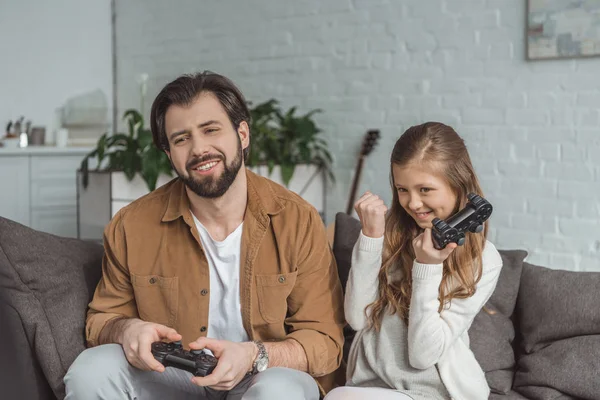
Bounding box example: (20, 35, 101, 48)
(174, 140, 243, 199)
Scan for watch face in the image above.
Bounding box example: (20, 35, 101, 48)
(257, 357, 268, 372)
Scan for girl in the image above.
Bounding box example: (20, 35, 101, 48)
(326, 122, 502, 400)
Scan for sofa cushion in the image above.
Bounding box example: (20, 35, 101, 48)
(490, 391, 530, 400)
(332, 212, 362, 363)
(513, 262, 600, 400)
(332, 212, 362, 296)
(469, 249, 526, 394)
(0, 269, 56, 400)
(0, 217, 104, 399)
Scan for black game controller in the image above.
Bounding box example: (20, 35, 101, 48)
(151, 341, 217, 377)
(431, 193, 493, 250)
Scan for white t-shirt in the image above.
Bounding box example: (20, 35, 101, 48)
(192, 214, 249, 343)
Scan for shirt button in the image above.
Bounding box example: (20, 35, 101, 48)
(278, 275, 286, 283)
(149, 277, 156, 284)
(200, 326, 207, 332)
(201, 289, 208, 296)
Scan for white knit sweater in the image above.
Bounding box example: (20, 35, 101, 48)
(345, 232, 503, 400)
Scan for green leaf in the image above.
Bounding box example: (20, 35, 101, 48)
(137, 128, 153, 150)
(141, 146, 161, 191)
(123, 109, 144, 138)
(96, 134, 107, 162)
(280, 162, 295, 188)
(106, 133, 129, 148)
(121, 151, 138, 181)
(267, 159, 275, 175)
(80, 153, 91, 189)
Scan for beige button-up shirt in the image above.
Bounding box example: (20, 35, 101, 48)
(86, 170, 345, 393)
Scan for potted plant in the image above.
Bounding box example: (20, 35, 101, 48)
(79, 109, 173, 192)
(247, 99, 334, 187)
(77, 109, 174, 240)
(247, 99, 334, 220)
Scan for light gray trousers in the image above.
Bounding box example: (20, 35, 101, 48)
(64, 344, 319, 400)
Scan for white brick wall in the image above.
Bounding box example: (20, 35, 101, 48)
(116, 0, 600, 271)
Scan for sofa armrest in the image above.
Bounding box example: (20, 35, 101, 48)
(0, 299, 56, 400)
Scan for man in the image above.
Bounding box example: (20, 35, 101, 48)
(65, 71, 344, 400)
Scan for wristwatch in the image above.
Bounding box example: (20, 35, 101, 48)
(250, 340, 269, 374)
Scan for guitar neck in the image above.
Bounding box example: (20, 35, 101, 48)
(346, 156, 366, 215)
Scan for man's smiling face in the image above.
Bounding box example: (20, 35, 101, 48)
(164, 92, 249, 198)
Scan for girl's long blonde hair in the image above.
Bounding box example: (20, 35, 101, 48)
(367, 122, 488, 331)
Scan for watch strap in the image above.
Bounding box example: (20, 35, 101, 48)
(251, 340, 268, 374)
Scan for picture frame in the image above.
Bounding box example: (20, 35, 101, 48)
(527, 0, 600, 60)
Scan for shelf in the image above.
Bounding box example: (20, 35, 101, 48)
(0, 145, 92, 156)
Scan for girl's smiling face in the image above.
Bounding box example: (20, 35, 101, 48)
(392, 163, 458, 229)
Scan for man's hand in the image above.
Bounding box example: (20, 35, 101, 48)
(119, 318, 182, 372)
(188, 337, 257, 390)
(412, 228, 457, 265)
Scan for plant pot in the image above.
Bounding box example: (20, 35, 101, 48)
(249, 164, 325, 219)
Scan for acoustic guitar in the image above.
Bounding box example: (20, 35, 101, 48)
(345, 129, 381, 215)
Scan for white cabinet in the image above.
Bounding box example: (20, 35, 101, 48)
(77, 171, 173, 240)
(31, 208, 78, 238)
(0, 156, 30, 226)
(0, 147, 91, 237)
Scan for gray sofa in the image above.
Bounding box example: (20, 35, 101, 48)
(0, 213, 598, 400)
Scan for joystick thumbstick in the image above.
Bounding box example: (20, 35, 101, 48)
(191, 349, 204, 356)
(456, 235, 466, 246)
(469, 223, 483, 233)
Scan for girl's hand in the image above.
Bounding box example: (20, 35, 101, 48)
(354, 191, 388, 238)
(412, 228, 457, 264)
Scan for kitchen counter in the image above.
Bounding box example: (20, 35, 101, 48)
(0, 145, 92, 155)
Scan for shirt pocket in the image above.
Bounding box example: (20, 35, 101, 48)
(255, 271, 298, 324)
(131, 274, 179, 327)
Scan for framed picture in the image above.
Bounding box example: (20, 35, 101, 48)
(527, 0, 600, 60)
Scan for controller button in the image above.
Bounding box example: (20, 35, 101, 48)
(200, 326, 207, 332)
(201, 289, 208, 296)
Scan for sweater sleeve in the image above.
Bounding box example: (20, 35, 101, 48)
(344, 232, 384, 331)
(407, 241, 503, 370)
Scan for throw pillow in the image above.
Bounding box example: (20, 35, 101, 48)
(469, 249, 527, 394)
(0, 217, 104, 399)
(513, 262, 600, 400)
